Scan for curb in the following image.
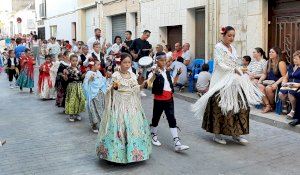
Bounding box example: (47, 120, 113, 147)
(174, 92, 300, 134)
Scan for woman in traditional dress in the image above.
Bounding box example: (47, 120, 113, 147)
(192, 26, 263, 145)
(83, 61, 107, 133)
(38, 55, 53, 99)
(17, 48, 35, 93)
(63, 54, 86, 122)
(96, 53, 151, 164)
(55, 51, 70, 107)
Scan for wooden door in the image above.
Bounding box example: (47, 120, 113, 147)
(195, 8, 205, 58)
(167, 25, 182, 51)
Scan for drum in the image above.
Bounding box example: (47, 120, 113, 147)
(138, 56, 153, 69)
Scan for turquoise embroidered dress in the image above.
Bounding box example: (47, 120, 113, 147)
(96, 71, 151, 163)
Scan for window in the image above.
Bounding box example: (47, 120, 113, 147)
(50, 25, 57, 37)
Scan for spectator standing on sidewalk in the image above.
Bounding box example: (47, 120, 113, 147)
(87, 28, 106, 53)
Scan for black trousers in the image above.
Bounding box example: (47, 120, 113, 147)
(151, 98, 177, 128)
(8, 69, 17, 82)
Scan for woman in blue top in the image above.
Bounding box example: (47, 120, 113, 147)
(258, 47, 287, 113)
(279, 50, 300, 119)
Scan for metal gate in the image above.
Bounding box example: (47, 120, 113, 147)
(274, 16, 300, 63)
(112, 14, 126, 42)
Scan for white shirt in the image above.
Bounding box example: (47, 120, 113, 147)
(248, 58, 267, 75)
(87, 36, 105, 51)
(83, 51, 102, 66)
(171, 61, 188, 85)
(166, 51, 172, 59)
(182, 50, 191, 61)
(47, 42, 61, 55)
(111, 43, 122, 53)
(148, 69, 172, 92)
(196, 71, 211, 90)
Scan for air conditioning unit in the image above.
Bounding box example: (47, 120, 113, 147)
(39, 3, 46, 19)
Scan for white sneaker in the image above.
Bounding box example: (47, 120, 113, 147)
(69, 115, 75, 122)
(232, 136, 248, 145)
(213, 135, 227, 145)
(174, 138, 189, 152)
(140, 91, 147, 97)
(92, 125, 99, 133)
(151, 133, 162, 146)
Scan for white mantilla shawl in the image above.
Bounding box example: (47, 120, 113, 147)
(192, 42, 263, 117)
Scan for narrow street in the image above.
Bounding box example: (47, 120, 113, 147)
(1, 71, 300, 175)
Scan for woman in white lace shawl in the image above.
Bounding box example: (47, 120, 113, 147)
(192, 26, 263, 145)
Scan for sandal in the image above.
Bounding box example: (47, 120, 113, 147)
(262, 104, 273, 113)
(286, 110, 295, 120)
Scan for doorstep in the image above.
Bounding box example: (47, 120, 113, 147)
(174, 91, 300, 133)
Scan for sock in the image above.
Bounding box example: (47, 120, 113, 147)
(170, 128, 181, 145)
(150, 126, 158, 134)
(151, 126, 158, 141)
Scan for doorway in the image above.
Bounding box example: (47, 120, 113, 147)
(195, 8, 205, 58)
(167, 25, 182, 51)
(268, 0, 300, 63)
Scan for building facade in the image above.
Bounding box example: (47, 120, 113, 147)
(140, 0, 300, 62)
(99, 0, 140, 44)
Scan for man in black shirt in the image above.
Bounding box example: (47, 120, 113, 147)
(130, 30, 152, 69)
(121, 30, 133, 54)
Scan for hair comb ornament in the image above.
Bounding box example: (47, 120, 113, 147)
(220, 27, 226, 34)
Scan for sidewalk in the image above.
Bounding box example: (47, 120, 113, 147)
(174, 91, 300, 133)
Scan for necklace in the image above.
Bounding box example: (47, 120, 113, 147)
(119, 70, 129, 75)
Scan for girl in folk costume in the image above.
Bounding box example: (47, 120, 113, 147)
(83, 61, 107, 133)
(17, 48, 35, 93)
(192, 26, 263, 145)
(96, 53, 151, 164)
(63, 54, 86, 122)
(55, 51, 71, 107)
(38, 55, 53, 99)
(49, 54, 60, 99)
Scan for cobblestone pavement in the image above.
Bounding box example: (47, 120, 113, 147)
(1, 72, 300, 175)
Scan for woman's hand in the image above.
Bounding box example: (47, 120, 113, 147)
(270, 84, 278, 91)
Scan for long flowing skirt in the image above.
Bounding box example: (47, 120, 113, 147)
(38, 76, 53, 99)
(17, 69, 34, 88)
(87, 91, 105, 127)
(202, 91, 250, 136)
(96, 89, 151, 164)
(65, 82, 86, 115)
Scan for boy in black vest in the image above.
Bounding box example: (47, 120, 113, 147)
(6, 50, 19, 88)
(147, 52, 189, 152)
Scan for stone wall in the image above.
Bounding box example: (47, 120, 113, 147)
(140, 0, 213, 59)
(217, 0, 268, 57)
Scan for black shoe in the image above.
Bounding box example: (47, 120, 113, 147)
(289, 119, 300, 127)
